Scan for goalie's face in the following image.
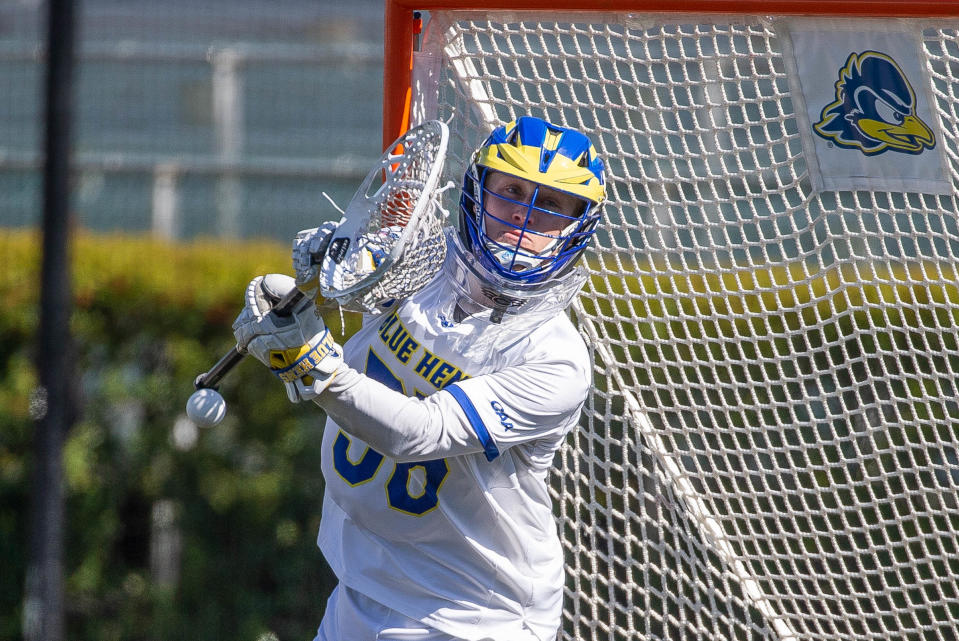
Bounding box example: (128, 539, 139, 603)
(458, 116, 606, 285)
(471, 169, 595, 281)
(483, 170, 583, 255)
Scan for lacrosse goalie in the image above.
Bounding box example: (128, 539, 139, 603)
(232, 116, 606, 641)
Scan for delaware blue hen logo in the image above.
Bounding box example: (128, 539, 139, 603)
(814, 50, 935, 156)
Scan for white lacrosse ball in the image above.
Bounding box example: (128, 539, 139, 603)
(186, 388, 227, 427)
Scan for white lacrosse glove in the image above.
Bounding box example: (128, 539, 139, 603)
(232, 273, 343, 403)
(356, 225, 403, 274)
(292, 221, 339, 298)
(319, 225, 405, 297)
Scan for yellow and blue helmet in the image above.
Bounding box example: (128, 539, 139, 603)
(459, 116, 606, 284)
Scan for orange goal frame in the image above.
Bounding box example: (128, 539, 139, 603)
(383, 0, 959, 148)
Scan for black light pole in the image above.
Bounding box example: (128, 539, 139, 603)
(25, 0, 77, 639)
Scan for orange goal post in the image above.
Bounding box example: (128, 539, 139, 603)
(384, 2, 959, 641)
(383, 0, 959, 146)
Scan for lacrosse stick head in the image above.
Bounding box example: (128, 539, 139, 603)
(319, 120, 450, 313)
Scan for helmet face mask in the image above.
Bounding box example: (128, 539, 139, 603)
(459, 116, 606, 288)
(472, 168, 595, 279)
(442, 228, 589, 326)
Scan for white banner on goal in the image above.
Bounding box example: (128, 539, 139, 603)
(787, 18, 952, 195)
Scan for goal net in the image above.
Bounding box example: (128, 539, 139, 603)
(391, 2, 959, 639)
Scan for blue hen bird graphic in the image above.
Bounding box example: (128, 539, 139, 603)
(814, 50, 935, 156)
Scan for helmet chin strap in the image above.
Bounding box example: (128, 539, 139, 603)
(487, 245, 548, 274)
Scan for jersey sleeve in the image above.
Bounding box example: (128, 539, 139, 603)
(317, 364, 487, 462)
(444, 349, 591, 460)
(316, 333, 590, 463)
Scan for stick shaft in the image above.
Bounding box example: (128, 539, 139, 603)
(193, 287, 305, 390)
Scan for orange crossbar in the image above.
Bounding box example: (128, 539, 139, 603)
(383, 0, 959, 148)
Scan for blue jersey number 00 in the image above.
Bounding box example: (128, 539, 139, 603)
(331, 349, 450, 515)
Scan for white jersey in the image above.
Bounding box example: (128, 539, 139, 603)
(316, 274, 591, 641)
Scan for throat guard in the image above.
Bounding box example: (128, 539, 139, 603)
(442, 228, 586, 325)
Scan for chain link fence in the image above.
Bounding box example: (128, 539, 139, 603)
(0, 0, 384, 241)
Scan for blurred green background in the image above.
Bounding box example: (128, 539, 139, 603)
(1, 1, 384, 638)
(0, 229, 371, 640)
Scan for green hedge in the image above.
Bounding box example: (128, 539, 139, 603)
(0, 229, 358, 641)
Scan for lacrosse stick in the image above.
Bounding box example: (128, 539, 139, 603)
(187, 120, 450, 424)
(318, 119, 450, 313)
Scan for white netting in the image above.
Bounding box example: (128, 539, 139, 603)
(413, 11, 959, 641)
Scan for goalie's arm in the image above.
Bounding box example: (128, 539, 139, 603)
(229, 272, 482, 457)
(230, 273, 585, 459)
(316, 365, 489, 462)
(316, 356, 589, 463)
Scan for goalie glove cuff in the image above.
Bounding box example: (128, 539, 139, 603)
(283, 372, 337, 404)
(271, 329, 342, 383)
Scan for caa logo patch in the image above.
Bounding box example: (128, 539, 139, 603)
(814, 50, 935, 156)
(490, 401, 514, 431)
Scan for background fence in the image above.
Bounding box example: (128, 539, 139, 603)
(3, 2, 389, 639)
(0, 0, 385, 241)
